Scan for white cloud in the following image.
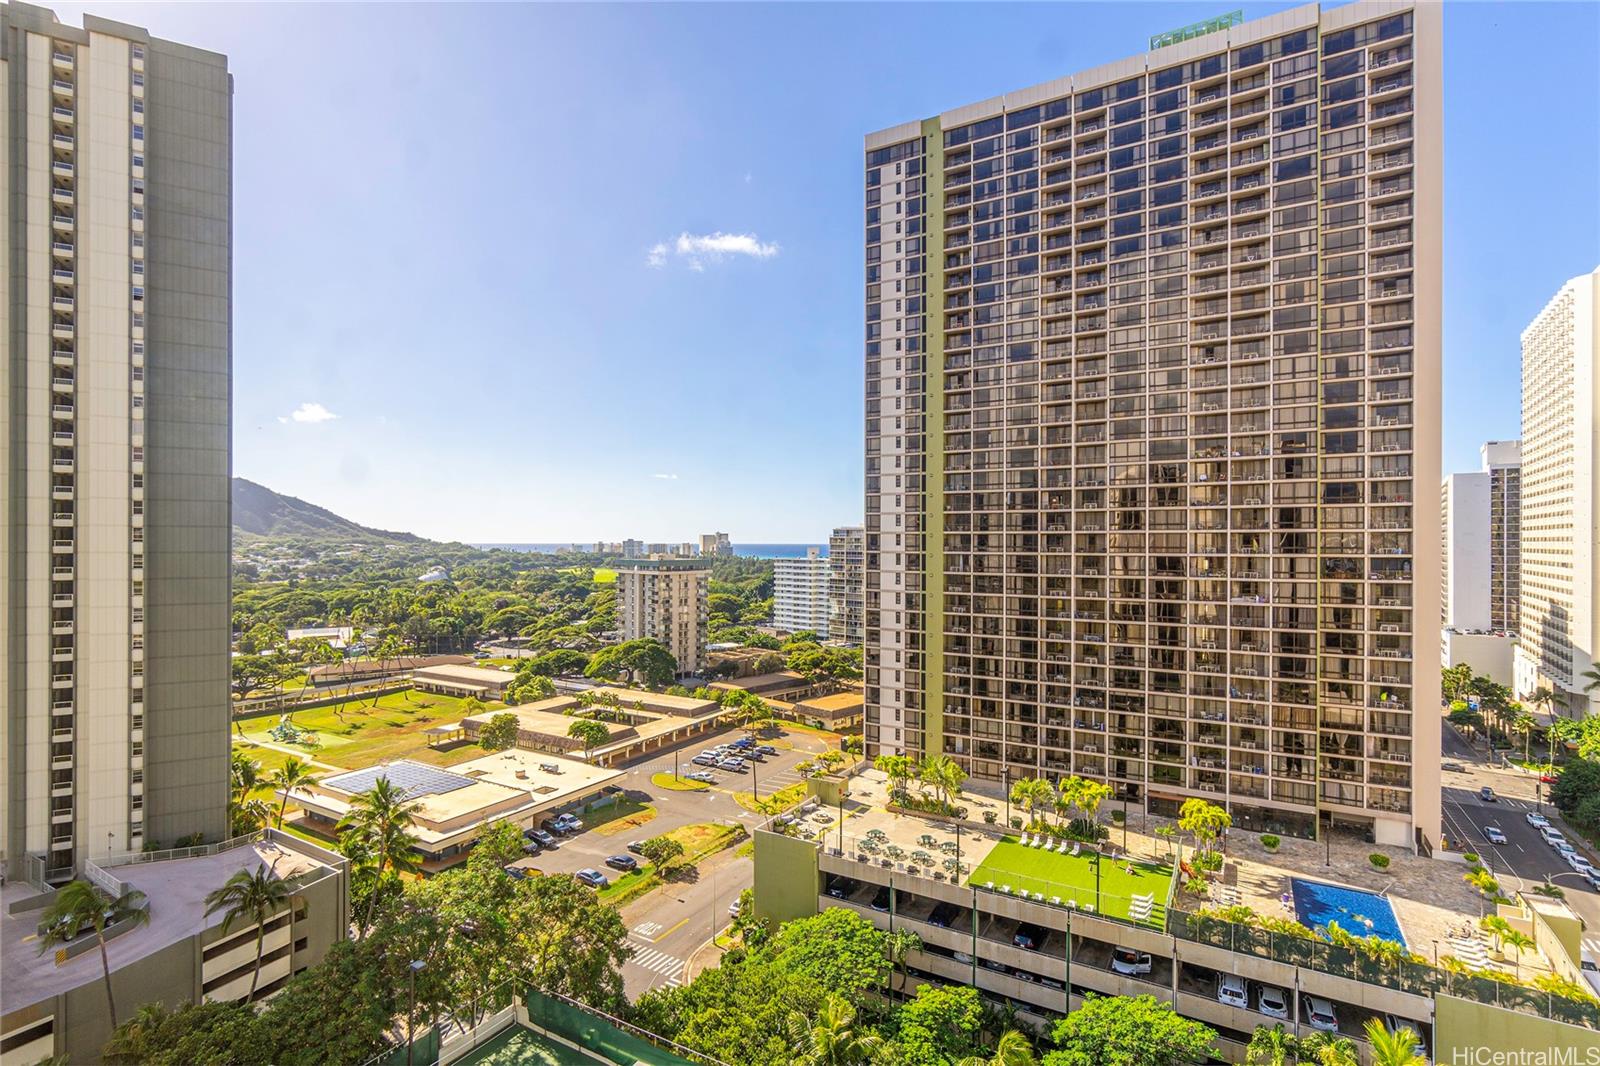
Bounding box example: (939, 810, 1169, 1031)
(646, 231, 779, 271)
(652, 473, 679, 480)
(279, 402, 339, 425)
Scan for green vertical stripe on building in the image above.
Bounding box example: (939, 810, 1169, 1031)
(922, 117, 946, 757)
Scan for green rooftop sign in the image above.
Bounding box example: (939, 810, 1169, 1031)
(1150, 9, 1243, 50)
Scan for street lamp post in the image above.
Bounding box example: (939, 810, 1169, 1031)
(406, 959, 425, 1066)
(1004, 767, 1011, 829)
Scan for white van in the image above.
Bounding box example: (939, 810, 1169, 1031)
(1218, 974, 1248, 1008)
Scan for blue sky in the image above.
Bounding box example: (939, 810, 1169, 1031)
(56, 2, 1600, 543)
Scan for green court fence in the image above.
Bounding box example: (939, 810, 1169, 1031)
(522, 988, 712, 1066)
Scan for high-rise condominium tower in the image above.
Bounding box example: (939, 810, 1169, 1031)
(828, 526, 866, 645)
(1440, 441, 1520, 633)
(1515, 268, 1600, 717)
(614, 559, 710, 676)
(864, 1, 1440, 849)
(1, 2, 232, 881)
(774, 547, 830, 637)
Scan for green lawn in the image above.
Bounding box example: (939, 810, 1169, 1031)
(592, 567, 617, 584)
(968, 838, 1172, 929)
(236, 690, 489, 770)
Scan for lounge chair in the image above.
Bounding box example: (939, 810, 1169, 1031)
(1069, 842, 1081, 857)
(1050, 895, 1063, 906)
(1020, 833, 1032, 847)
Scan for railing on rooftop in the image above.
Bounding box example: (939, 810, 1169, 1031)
(1169, 908, 1600, 1029)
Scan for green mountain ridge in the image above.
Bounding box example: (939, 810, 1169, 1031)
(231, 477, 431, 545)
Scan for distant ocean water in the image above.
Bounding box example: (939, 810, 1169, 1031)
(475, 542, 827, 559)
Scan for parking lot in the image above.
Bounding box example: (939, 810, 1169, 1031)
(504, 722, 839, 997)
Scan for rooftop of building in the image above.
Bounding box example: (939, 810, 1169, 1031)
(796, 690, 866, 713)
(290, 751, 623, 844)
(460, 702, 638, 743)
(1, 833, 338, 1014)
(709, 671, 811, 695)
(805, 768, 1563, 984)
(413, 663, 517, 684)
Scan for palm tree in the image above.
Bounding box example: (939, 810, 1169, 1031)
(1298, 1031, 1358, 1066)
(884, 928, 921, 994)
(230, 749, 261, 807)
(204, 866, 298, 998)
(784, 994, 885, 1066)
(957, 1029, 1037, 1066)
(337, 776, 420, 933)
(1363, 1018, 1425, 1066)
(1581, 665, 1600, 694)
(1245, 1024, 1296, 1066)
(1054, 775, 1083, 829)
(268, 759, 318, 829)
(36, 882, 150, 1028)
(1500, 929, 1537, 977)
(1009, 777, 1054, 828)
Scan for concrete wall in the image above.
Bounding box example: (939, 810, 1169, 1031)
(1434, 994, 1600, 1064)
(752, 829, 819, 929)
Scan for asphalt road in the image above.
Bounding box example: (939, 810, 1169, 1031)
(521, 724, 834, 997)
(1438, 719, 1600, 958)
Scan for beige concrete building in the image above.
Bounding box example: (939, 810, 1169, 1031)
(828, 525, 866, 645)
(864, 2, 1441, 849)
(2, 3, 233, 884)
(1, 831, 346, 1064)
(411, 662, 515, 700)
(614, 558, 710, 675)
(1440, 441, 1520, 686)
(286, 753, 623, 871)
(1515, 267, 1600, 717)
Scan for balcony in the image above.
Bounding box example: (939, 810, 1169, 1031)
(52, 105, 74, 125)
(51, 79, 74, 99)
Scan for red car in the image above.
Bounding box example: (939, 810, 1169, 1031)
(1541, 773, 1560, 785)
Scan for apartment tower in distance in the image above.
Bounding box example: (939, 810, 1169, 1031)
(774, 547, 830, 637)
(1516, 267, 1600, 717)
(1440, 441, 1520, 685)
(1, 3, 232, 882)
(614, 558, 710, 676)
(864, 2, 1440, 849)
(828, 525, 866, 645)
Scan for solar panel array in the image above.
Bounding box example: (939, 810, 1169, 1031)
(323, 763, 476, 800)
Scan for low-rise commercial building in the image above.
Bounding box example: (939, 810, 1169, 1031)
(1, 832, 347, 1064)
(710, 671, 817, 703)
(453, 688, 722, 766)
(285, 752, 623, 872)
(411, 663, 516, 700)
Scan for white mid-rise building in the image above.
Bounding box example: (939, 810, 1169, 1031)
(1, 3, 233, 883)
(1516, 267, 1600, 716)
(774, 548, 830, 638)
(1441, 440, 1520, 634)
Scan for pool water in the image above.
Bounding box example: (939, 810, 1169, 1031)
(1290, 877, 1407, 946)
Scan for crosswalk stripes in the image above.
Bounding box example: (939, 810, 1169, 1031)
(628, 943, 685, 984)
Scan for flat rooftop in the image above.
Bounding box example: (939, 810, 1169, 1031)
(588, 686, 718, 716)
(2, 838, 335, 1014)
(414, 663, 516, 684)
(797, 691, 865, 713)
(292, 751, 623, 845)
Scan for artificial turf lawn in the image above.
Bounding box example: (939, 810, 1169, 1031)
(967, 837, 1172, 928)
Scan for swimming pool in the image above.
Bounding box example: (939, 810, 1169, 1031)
(1290, 877, 1407, 946)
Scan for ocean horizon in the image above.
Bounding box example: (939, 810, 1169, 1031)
(476, 542, 828, 559)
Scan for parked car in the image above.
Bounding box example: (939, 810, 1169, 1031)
(730, 738, 754, 750)
(574, 868, 608, 889)
(1543, 827, 1569, 847)
(521, 840, 542, 856)
(1013, 922, 1048, 951)
(827, 877, 858, 899)
(1442, 761, 1467, 773)
(553, 813, 582, 833)
(1303, 994, 1339, 1033)
(692, 754, 718, 767)
(1583, 950, 1600, 999)
(1482, 826, 1508, 845)
(1586, 868, 1600, 892)
(982, 959, 1009, 974)
(1542, 773, 1561, 785)
(1039, 976, 1065, 991)
(529, 829, 557, 848)
(1568, 852, 1595, 876)
(718, 759, 748, 773)
(1258, 985, 1290, 1019)
(928, 901, 963, 928)
(626, 841, 646, 855)
(1527, 812, 1551, 829)
(686, 771, 717, 783)
(728, 898, 742, 917)
(755, 745, 778, 756)
(745, 750, 767, 762)
(870, 886, 891, 912)
(605, 855, 638, 872)
(952, 950, 972, 964)
(1479, 786, 1497, 802)
(1218, 974, 1248, 1008)
(1110, 947, 1152, 976)
(540, 818, 567, 836)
